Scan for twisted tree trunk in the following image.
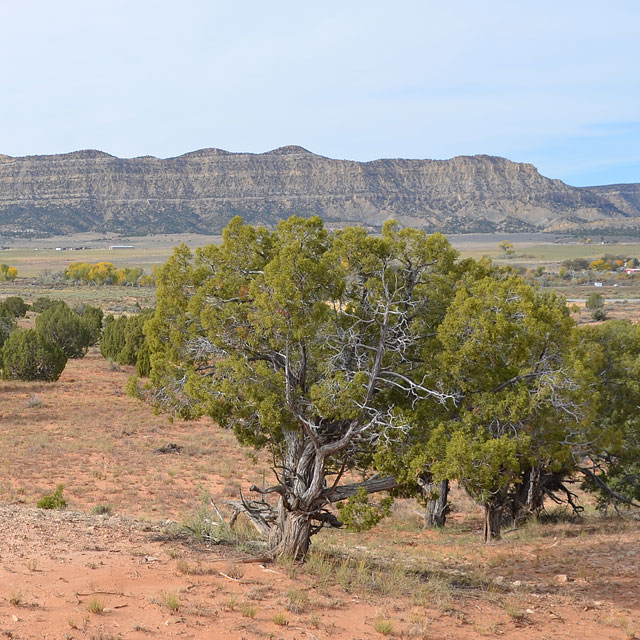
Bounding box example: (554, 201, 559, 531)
(421, 478, 449, 528)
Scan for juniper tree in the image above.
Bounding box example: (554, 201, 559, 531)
(2, 329, 67, 381)
(429, 276, 580, 541)
(141, 216, 459, 558)
(35, 301, 92, 359)
(574, 320, 640, 510)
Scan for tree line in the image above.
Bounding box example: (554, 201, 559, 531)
(65, 262, 155, 286)
(0, 297, 150, 382)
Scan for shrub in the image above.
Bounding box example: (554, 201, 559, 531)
(135, 340, 151, 377)
(0, 308, 17, 349)
(2, 329, 67, 381)
(37, 485, 67, 509)
(591, 308, 608, 322)
(74, 304, 104, 345)
(0, 264, 17, 281)
(35, 301, 92, 358)
(586, 292, 604, 310)
(100, 315, 127, 360)
(31, 297, 60, 313)
(119, 311, 153, 365)
(0, 296, 29, 318)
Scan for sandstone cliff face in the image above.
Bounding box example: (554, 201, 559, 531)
(0, 147, 636, 236)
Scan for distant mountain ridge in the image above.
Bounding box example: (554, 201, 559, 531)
(0, 146, 637, 237)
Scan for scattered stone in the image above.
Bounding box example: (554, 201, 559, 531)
(554, 574, 568, 583)
(493, 576, 505, 585)
(512, 580, 522, 587)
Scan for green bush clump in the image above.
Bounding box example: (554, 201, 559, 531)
(0, 296, 29, 318)
(0, 307, 17, 349)
(74, 304, 104, 345)
(337, 487, 393, 532)
(35, 301, 92, 358)
(37, 485, 67, 509)
(2, 329, 67, 381)
(100, 315, 127, 360)
(31, 297, 60, 313)
(100, 310, 153, 376)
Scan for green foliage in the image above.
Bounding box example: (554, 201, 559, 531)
(35, 301, 92, 358)
(100, 315, 127, 360)
(586, 292, 604, 310)
(575, 321, 640, 506)
(118, 309, 153, 365)
(0, 296, 29, 318)
(74, 304, 104, 345)
(100, 310, 152, 372)
(0, 307, 17, 349)
(142, 216, 467, 555)
(135, 339, 151, 377)
(337, 487, 393, 532)
(37, 484, 67, 509)
(591, 308, 608, 322)
(2, 329, 67, 381)
(31, 297, 60, 313)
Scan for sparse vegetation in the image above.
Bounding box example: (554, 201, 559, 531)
(272, 611, 289, 626)
(159, 591, 180, 612)
(86, 596, 105, 614)
(37, 484, 67, 510)
(373, 618, 394, 635)
(91, 503, 113, 515)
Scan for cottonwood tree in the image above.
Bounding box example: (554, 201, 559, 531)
(427, 276, 581, 541)
(141, 216, 459, 558)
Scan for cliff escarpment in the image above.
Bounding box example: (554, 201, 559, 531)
(0, 147, 636, 236)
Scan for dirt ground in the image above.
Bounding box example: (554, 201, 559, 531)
(0, 352, 639, 639)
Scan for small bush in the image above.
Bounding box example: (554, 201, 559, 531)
(86, 596, 105, 614)
(272, 612, 289, 626)
(92, 503, 113, 515)
(27, 394, 43, 408)
(240, 604, 258, 618)
(2, 329, 67, 381)
(37, 485, 67, 510)
(591, 308, 608, 322)
(0, 296, 29, 318)
(159, 591, 180, 612)
(373, 618, 394, 635)
(31, 297, 60, 313)
(36, 301, 92, 358)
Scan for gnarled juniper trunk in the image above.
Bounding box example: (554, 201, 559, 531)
(269, 499, 314, 560)
(419, 474, 449, 528)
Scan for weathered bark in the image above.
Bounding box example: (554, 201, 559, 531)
(269, 500, 313, 560)
(421, 479, 449, 528)
(483, 504, 502, 542)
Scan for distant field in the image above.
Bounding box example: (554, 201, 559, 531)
(3, 231, 640, 277)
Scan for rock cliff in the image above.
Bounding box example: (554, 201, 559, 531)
(0, 146, 636, 236)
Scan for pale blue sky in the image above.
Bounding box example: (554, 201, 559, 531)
(1, 1, 638, 186)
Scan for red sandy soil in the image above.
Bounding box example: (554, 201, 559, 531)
(0, 351, 638, 639)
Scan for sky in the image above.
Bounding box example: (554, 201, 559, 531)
(0, 1, 638, 186)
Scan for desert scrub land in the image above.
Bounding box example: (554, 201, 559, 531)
(0, 353, 638, 639)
